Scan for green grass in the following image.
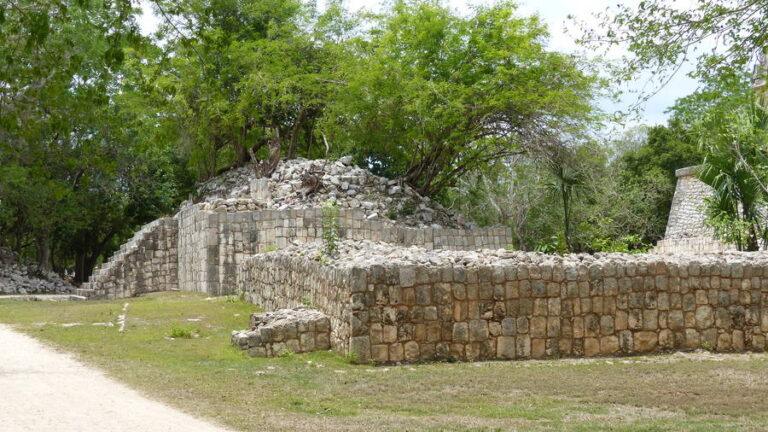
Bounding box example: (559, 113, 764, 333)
(2, 292, 768, 431)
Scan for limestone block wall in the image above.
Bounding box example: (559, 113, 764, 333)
(238, 255, 358, 353)
(81, 217, 178, 299)
(239, 250, 768, 363)
(231, 308, 332, 357)
(178, 203, 511, 295)
(654, 166, 733, 254)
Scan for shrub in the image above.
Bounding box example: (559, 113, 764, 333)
(169, 326, 193, 339)
(322, 199, 340, 257)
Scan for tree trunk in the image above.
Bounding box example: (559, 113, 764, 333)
(561, 184, 572, 252)
(74, 251, 87, 283)
(747, 223, 760, 252)
(36, 236, 51, 271)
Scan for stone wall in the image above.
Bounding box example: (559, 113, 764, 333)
(86, 201, 510, 299)
(238, 254, 359, 353)
(179, 203, 511, 296)
(231, 308, 332, 357)
(654, 166, 733, 254)
(238, 244, 768, 363)
(81, 217, 178, 299)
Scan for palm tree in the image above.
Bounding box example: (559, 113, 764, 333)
(698, 103, 768, 251)
(545, 157, 588, 252)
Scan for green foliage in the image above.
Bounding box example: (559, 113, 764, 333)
(324, 0, 602, 196)
(0, 0, 189, 279)
(534, 232, 569, 255)
(147, 0, 345, 179)
(587, 235, 651, 254)
(580, 0, 768, 90)
(169, 326, 194, 339)
(321, 199, 340, 258)
(263, 244, 278, 253)
(698, 101, 768, 251)
(386, 199, 416, 220)
(344, 350, 359, 364)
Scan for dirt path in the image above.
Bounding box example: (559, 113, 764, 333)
(0, 324, 233, 432)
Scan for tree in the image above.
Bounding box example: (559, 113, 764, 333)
(145, 0, 347, 180)
(0, 1, 192, 279)
(324, 0, 602, 197)
(0, 0, 138, 269)
(580, 0, 768, 89)
(543, 150, 588, 252)
(698, 102, 768, 251)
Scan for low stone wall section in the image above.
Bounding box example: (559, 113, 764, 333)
(179, 204, 511, 295)
(653, 237, 734, 254)
(238, 254, 357, 353)
(81, 217, 178, 299)
(237, 243, 768, 363)
(231, 308, 331, 357)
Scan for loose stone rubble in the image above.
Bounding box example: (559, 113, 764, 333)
(0, 248, 74, 295)
(196, 158, 468, 229)
(231, 308, 331, 357)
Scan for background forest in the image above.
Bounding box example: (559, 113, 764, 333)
(2, 0, 767, 283)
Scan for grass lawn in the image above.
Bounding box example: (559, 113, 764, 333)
(2, 292, 768, 431)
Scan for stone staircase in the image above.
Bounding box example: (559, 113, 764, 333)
(78, 217, 178, 299)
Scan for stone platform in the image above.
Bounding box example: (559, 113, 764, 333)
(238, 241, 768, 363)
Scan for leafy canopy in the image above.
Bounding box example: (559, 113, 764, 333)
(324, 0, 602, 196)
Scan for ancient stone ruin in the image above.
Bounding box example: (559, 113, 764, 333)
(231, 308, 331, 357)
(81, 159, 768, 363)
(653, 166, 732, 254)
(0, 247, 74, 295)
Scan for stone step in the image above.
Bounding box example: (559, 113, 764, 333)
(75, 288, 95, 297)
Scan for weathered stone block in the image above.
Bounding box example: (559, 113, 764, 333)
(530, 317, 547, 338)
(584, 338, 600, 357)
(531, 338, 546, 358)
(404, 341, 420, 361)
(469, 319, 489, 342)
(695, 305, 714, 329)
(600, 336, 619, 355)
(452, 322, 469, 343)
(497, 336, 516, 359)
(634, 331, 658, 352)
(371, 344, 389, 362)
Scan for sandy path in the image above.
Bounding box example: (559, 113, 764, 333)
(0, 324, 234, 432)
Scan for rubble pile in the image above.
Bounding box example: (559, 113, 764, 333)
(0, 248, 74, 295)
(195, 157, 469, 228)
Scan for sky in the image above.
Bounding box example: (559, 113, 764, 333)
(137, 0, 702, 126)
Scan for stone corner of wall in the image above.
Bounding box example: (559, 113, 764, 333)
(675, 165, 701, 178)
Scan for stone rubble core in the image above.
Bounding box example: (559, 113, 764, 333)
(196, 157, 468, 229)
(0, 248, 74, 295)
(231, 308, 331, 357)
(238, 240, 768, 363)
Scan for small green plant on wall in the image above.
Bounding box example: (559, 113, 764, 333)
(322, 198, 340, 258)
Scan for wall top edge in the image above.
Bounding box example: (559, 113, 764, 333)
(675, 165, 701, 178)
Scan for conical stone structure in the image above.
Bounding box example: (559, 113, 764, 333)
(652, 166, 733, 254)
